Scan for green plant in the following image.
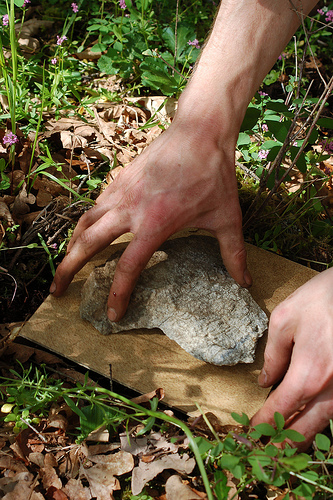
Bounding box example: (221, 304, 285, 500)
(193, 411, 333, 499)
(85, 0, 205, 95)
(0, 363, 214, 499)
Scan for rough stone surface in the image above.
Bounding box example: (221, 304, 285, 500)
(80, 236, 268, 365)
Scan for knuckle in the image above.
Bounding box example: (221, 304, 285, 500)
(116, 254, 137, 276)
(269, 302, 291, 330)
(76, 229, 95, 248)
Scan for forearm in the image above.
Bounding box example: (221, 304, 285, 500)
(177, 0, 318, 144)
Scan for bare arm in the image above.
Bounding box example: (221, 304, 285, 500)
(52, 0, 318, 324)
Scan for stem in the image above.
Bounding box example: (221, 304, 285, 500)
(290, 471, 333, 494)
(173, 0, 180, 75)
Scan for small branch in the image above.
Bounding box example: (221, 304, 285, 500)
(20, 417, 48, 443)
(173, 0, 180, 76)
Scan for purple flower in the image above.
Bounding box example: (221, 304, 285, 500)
(320, 140, 333, 152)
(258, 149, 269, 160)
(326, 10, 333, 22)
(258, 90, 268, 97)
(188, 39, 200, 50)
(2, 14, 9, 26)
(56, 35, 67, 46)
(317, 7, 333, 22)
(71, 2, 78, 13)
(51, 57, 57, 64)
(119, 0, 126, 9)
(262, 124, 268, 133)
(23, 0, 30, 7)
(3, 131, 18, 147)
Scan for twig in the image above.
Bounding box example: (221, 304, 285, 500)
(244, 76, 333, 229)
(173, 0, 180, 75)
(20, 417, 48, 443)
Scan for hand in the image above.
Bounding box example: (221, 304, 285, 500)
(251, 267, 333, 449)
(51, 114, 251, 321)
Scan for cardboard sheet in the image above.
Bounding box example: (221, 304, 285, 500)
(20, 231, 318, 423)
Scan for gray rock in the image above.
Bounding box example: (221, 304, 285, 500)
(80, 236, 268, 365)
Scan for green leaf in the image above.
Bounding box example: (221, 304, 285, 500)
(261, 140, 283, 150)
(265, 444, 279, 457)
(214, 470, 230, 500)
(162, 24, 195, 58)
(63, 395, 86, 419)
(281, 453, 310, 472)
(282, 429, 306, 442)
(194, 436, 214, 456)
(211, 442, 224, 459)
(219, 454, 240, 470)
(140, 58, 181, 95)
(231, 411, 250, 426)
(315, 433, 331, 451)
(266, 100, 289, 114)
(136, 416, 155, 436)
(292, 482, 316, 499)
(223, 437, 237, 452)
(317, 117, 333, 129)
(274, 412, 285, 432)
(264, 69, 280, 86)
(240, 106, 261, 132)
(91, 43, 107, 52)
(290, 147, 307, 174)
(249, 429, 262, 440)
(266, 118, 290, 143)
(254, 423, 276, 436)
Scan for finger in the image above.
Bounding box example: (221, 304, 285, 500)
(251, 357, 317, 428)
(106, 231, 169, 322)
(51, 212, 129, 296)
(216, 226, 251, 288)
(258, 303, 296, 388)
(282, 386, 333, 450)
(67, 202, 118, 253)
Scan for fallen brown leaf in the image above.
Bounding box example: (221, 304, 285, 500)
(79, 462, 120, 499)
(131, 453, 195, 496)
(131, 387, 164, 405)
(46, 486, 68, 500)
(165, 475, 203, 500)
(61, 478, 90, 500)
(10, 182, 35, 219)
(41, 465, 62, 491)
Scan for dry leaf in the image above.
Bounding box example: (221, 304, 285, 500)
(1, 472, 40, 500)
(29, 451, 45, 468)
(86, 443, 120, 456)
(45, 486, 68, 500)
(131, 453, 195, 496)
(131, 387, 164, 405)
(79, 462, 120, 499)
(61, 478, 90, 500)
(120, 431, 178, 457)
(87, 449, 134, 473)
(10, 182, 36, 218)
(75, 47, 101, 60)
(165, 475, 203, 500)
(60, 131, 88, 149)
(41, 465, 62, 490)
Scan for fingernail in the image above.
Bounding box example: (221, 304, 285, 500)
(50, 282, 56, 294)
(108, 307, 117, 322)
(258, 367, 267, 387)
(243, 269, 252, 287)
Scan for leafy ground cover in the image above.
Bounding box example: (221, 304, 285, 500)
(0, 0, 333, 498)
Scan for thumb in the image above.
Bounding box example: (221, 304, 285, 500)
(258, 305, 295, 387)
